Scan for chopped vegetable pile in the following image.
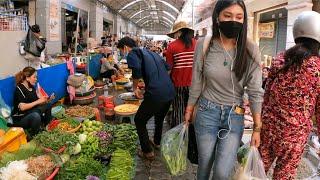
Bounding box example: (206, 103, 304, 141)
(26, 155, 55, 178)
(65, 105, 95, 118)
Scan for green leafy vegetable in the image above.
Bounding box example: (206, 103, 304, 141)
(237, 143, 250, 166)
(106, 124, 138, 156)
(79, 135, 99, 158)
(61, 118, 80, 128)
(56, 156, 105, 180)
(34, 129, 78, 151)
(105, 149, 134, 180)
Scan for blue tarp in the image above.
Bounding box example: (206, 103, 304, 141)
(87, 54, 102, 80)
(0, 77, 16, 107)
(37, 63, 69, 104)
(0, 63, 70, 108)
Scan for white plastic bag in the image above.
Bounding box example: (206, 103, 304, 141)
(161, 123, 189, 176)
(0, 92, 11, 119)
(237, 146, 268, 180)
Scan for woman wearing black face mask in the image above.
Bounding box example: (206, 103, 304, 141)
(11, 67, 54, 137)
(184, 0, 264, 179)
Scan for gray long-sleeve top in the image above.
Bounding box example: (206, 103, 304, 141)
(188, 38, 264, 114)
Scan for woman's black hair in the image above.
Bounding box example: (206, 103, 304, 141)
(280, 37, 320, 72)
(179, 28, 194, 49)
(117, 36, 137, 49)
(106, 53, 112, 59)
(31, 24, 40, 33)
(207, 0, 248, 80)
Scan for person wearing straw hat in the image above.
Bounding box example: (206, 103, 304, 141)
(166, 21, 197, 128)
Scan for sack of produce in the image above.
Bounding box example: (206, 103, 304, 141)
(67, 74, 86, 88)
(235, 145, 268, 180)
(161, 123, 188, 176)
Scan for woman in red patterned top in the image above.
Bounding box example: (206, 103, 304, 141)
(259, 11, 320, 180)
(166, 21, 197, 127)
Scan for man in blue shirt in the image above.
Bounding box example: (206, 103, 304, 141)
(117, 37, 175, 160)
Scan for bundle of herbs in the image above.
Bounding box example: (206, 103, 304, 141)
(34, 130, 78, 152)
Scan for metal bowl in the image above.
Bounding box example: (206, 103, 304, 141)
(75, 87, 95, 97)
(118, 92, 138, 101)
(73, 92, 96, 105)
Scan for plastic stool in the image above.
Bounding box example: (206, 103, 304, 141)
(117, 114, 135, 124)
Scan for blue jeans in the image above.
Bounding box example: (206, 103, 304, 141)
(195, 97, 244, 180)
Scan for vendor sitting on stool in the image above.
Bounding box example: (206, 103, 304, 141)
(100, 53, 124, 82)
(11, 67, 54, 136)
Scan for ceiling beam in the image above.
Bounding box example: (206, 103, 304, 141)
(141, 19, 172, 29)
(118, 0, 180, 14)
(140, 18, 173, 27)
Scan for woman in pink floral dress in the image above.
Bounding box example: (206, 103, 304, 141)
(259, 11, 320, 180)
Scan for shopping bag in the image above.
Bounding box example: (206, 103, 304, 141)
(161, 123, 189, 176)
(24, 28, 46, 57)
(236, 145, 268, 180)
(187, 123, 198, 164)
(0, 116, 9, 131)
(0, 92, 11, 119)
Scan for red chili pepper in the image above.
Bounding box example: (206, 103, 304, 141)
(48, 120, 60, 130)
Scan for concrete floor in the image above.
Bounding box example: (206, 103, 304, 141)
(94, 87, 318, 180)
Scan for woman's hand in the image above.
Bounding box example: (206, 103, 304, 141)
(184, 106, 195, 126)
(49, 94, 55, 102)
(250, 131, 261, 148)
(37, 96, 48, 105)
(134, 88, 144, 99)
(251, 113, 262, 148)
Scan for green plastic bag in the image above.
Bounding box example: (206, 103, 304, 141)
(161, 123, 189, 176)
(0, 116, 8, 131)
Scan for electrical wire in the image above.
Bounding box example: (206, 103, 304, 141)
(217, 29, 238, 140)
